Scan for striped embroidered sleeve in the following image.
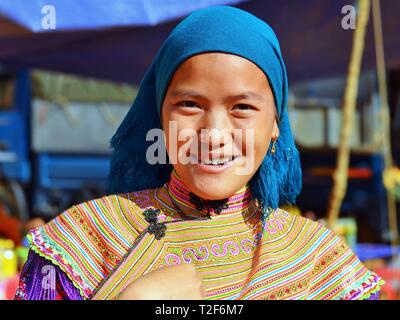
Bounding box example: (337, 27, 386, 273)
(306, 227, 384, 300)
(21, 193, 145, 299)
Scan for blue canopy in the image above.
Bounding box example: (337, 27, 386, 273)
(0, 0, 399, 84)
(0, 0, 243, 31)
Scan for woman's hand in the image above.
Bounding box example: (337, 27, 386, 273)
(117, 263, 205, 300)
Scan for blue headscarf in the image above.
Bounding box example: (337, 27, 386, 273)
(109, 6, 301, 217)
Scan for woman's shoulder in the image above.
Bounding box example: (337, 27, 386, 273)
(267, 208, 357, 267)
(265, 207, 329, 239)
(74, 187, 161, 229)
(31, 186, 163, 247)
(271, 208, 356, 256)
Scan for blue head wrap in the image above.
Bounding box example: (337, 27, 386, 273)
(109, 6, 302, 215)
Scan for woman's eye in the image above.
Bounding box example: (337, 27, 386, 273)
(177, 101, 200, 108)
(233, 104, 255, 111)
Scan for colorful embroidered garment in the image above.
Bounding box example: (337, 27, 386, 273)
(16, 171, 383, 300)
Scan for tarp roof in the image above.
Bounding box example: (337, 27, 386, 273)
(0, 0, 399, 84)
(0, 0, 243, 31)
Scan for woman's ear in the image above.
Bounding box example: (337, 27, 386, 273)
(272, 119, 280, 140)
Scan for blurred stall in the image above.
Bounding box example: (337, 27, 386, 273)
(0, 0, 399, 299)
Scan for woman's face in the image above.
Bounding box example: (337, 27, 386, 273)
(162, 52, 278, 200)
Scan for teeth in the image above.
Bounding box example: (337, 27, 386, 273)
(204, 157, 232, 165)
(190, 155, 235, 165)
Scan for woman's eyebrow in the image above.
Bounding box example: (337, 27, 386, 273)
(170, 89, 204, 99)
(225, 92, 265, 103)
(170, 89, 265, 102)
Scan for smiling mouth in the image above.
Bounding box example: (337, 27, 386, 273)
(190, 155, 238, 166)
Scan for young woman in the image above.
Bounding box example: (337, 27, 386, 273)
(15, 6, 383, 300)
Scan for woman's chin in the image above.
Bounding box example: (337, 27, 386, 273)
(174, 161, 252, 200)
(188, 174, 244, 200)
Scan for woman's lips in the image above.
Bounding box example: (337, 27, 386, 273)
(193, 160, 235, 173)
(188, 155, 242, 174)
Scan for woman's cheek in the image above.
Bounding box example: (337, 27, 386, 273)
(253, 125, 273, 163)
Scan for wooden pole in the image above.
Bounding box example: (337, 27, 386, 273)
(327, 0, 371, 228)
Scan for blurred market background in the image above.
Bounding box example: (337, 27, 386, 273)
(0, 0, 400, 299)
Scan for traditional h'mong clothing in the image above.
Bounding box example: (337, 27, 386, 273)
(15, 6, 383, 300)
(16, 171, 382, 300)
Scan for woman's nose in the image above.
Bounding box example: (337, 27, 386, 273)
(199, 110, 233, 149)
(201, 128, 225, 149)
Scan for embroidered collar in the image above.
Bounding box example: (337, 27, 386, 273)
(166, 170, 253, 219)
